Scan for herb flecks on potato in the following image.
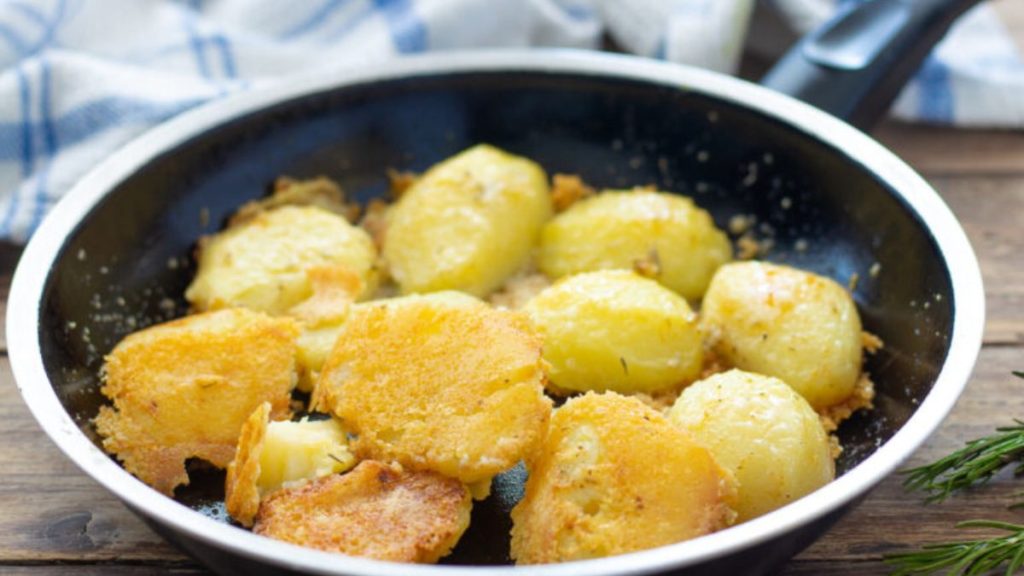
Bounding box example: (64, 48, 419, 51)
(524, 270, 703, 395)
(226, 402, 356, 527)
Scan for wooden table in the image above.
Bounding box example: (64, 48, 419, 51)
(0, 121, 1021, 574)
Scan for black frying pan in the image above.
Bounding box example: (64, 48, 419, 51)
(9, 1, 986, 574)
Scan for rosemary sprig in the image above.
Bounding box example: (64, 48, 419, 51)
(902, 420, 1024, 503)
(901, 372, 1024, 503)
(884, 520, 1024, 576)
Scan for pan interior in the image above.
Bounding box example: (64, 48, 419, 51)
(37, 70, 953, 565)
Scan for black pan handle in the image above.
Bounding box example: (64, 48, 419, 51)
(761, 0, 984, 130)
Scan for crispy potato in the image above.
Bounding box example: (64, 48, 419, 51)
(383, 144, 552, 297)
(317, 292, 552, 483)
(226, 403, 356, 527)
(254, 461, 471, 563)
(523, 270, 703, 394)
(186, 205, 377, 318)
(669, 370, 834, 522)
(510, 393, 736, 564)
(700, 261, 863, 411)
(231, 176, 361, 225)
(94, 309, 299, 495)
(537, 189, 731, 301)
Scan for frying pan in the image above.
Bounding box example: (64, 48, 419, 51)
(8, 0, 987, 574)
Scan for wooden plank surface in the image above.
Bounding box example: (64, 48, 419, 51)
(936, 176, 1024, 345)
(1, 130, 1022, 574)
(876, 122, 1024, 177)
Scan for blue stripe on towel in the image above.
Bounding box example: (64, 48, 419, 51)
(9, 1, 48, 26)
(561, 4, 593, 21)
(210, 34, 236, 78)
(0, 0, 65, 57)
(373, 0, 427, 53)
(180, 2, 210, 78)
(0, 64, 34, 235)
(281, 0, 353, 40)
(917, 55, 955, 123)
(0, 23, 28, 54)
(653, 36, 666, 60)
(0, 96, 208, 163)
(29, 56, 57, 232)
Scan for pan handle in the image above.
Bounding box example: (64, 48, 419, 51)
(760, 0, 984, 130)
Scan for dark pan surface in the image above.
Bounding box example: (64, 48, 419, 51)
(38, 70, 953, 565)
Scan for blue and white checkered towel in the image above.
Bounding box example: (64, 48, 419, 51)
(1, 0, 1021, 242)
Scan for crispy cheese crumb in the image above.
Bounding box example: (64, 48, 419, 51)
(550, 173, 595, 212)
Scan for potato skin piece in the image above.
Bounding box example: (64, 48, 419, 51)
(383, 144, 553, 297)
(510, 392, 736, 564)
(317, 292, 552, 483)
(537, 189, 731, 301)
(524, 270, 703, 394)
(700, 261, 863, 411)
(254, 461, 471, 563)
(669, 370, 835, 522)
(186, 205, 377, 316)
(94, 308, 299, 496)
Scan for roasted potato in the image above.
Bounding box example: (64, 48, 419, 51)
(254, 460, 471, 563)
(523, 270, 703, 394)
(226, 403, 356, 526)
(186, 205, 377, 317)
(700, 261, 863, 411)
(537, 189, 731, 301)
(669, 370, 834, 522)
(383, 144, 552, 296)
(510, 392, 736, 564)
(94, 308, 299, 495)
(316, 292, 552, 483)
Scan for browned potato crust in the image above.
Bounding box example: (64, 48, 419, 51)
(254, 461, 471, 563)
(317, 293, 552, 483)
(225, 402, 271, 527)
(510, 392, 736, 564)
(94, 308, 298, 495)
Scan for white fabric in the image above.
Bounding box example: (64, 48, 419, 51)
(0, 0, 1020, 241)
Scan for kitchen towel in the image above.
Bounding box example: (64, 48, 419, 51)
(0, 0, 1021, 242)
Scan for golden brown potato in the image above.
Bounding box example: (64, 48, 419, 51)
(537, 189, 731, 301)
(226, 403, 356, 527)
(523, 270, 703, 394)
(669, 370, 835, 522)
(94, 308, 299, 495)
(700, 261, 864, 411)
(510, 392, 736, 564)
(316, 292, 552, 483)
(254, 460, 471, 563)
(383, 144, 552, 296)
(185, 205, 377, 318)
